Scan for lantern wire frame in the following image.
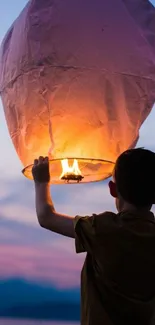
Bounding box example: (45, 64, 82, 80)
(22, 157, 115, 184)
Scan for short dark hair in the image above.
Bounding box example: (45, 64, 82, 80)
(114, 148, 155, 207)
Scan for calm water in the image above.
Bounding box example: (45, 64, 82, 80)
(0, 320, 79, 325)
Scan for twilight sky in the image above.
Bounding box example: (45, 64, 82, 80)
(0, 0, 155, 289)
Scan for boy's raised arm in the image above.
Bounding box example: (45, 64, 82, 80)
(33, 157, 75, 238)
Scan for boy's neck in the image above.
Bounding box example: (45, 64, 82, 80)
(120, 201, 151, 214)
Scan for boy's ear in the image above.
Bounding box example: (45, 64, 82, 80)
(109, 180, 117, 198)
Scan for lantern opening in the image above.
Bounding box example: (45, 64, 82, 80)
(60, 159, 84, 183)
(22, 158, 115, 184)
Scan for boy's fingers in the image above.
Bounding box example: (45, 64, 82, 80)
(38, 156, 44, 164)
(33, 156, 49, 168)
(34, 159, 38, 166)
(44, 156, 49, 164)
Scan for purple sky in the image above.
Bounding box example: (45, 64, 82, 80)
(0, 0, 155, 289)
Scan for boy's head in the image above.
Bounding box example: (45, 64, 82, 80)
(109, 148, 155, 211)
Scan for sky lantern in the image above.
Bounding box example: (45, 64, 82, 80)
(0, 0, 155, 184)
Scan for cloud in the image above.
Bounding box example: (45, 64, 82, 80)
(0, 172, 116, 225)
(0, 242, 83, 288)
(137, 109, 155, 150)
(0, 216, 83, 288)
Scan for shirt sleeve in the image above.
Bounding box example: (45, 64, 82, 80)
(73, 215, 96, 254)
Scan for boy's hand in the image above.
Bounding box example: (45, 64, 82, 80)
(32, 156, 50, 183)
(32, 156, 75, 238)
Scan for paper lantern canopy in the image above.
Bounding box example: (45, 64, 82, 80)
(0, 0, 155, 184)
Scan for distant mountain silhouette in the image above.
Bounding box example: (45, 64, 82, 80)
(0, 278, 80, 320)
(1, 302, 80, 321)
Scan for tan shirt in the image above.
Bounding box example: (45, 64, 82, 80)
(74, 211, 155, 325)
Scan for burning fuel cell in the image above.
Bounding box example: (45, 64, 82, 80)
(60, 159, 84, 183)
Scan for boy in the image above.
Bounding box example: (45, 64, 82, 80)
(32, 148, 155, 325)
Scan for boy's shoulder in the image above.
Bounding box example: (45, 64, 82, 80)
(74, 210, 155, 237)
(92, 211, 119, 233)
(93, 210, 155, 235)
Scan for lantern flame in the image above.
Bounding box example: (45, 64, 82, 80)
(60, 159, 84, 182)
